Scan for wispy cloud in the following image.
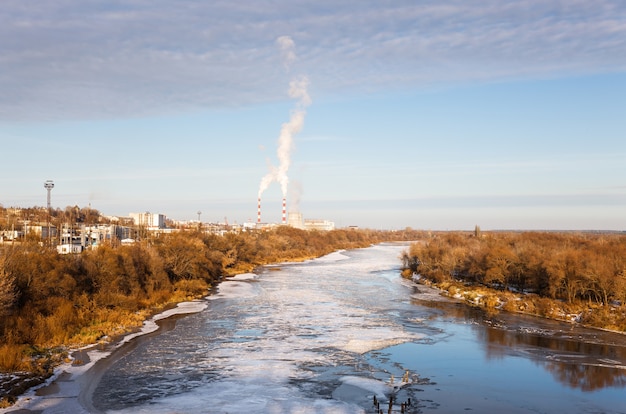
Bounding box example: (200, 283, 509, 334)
(1, 0, 625, 121)
(307, 192, 626, 209)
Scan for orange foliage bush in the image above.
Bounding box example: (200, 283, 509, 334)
(405, 231, 626, 330)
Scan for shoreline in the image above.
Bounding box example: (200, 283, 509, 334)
(1, 299, 210, 414)
(0, 251, 346, 412)
(412, 275, 626, 336)
(78, 310, 195, 414)
(0, 235, 402, 410)
(4, 251, 623, 412)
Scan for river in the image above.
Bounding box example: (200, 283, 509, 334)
(87, 243, 626, 413)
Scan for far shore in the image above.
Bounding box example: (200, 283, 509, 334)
(412, 275, 626, 336)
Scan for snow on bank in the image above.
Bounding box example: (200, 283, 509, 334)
(208, 273, 259, 299)
(1, 300, 208, 414)
(313, 249, 350, 262)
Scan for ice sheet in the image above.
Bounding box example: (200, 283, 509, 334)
(91, 244, 420, 413)
(3, 300, 208, 414)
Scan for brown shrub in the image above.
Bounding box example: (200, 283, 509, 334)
(481, 294, 500, 309)
(0, 344, 31, 371)
(174, 279, 209, 298)
(400, 268, 413, 279)
(535, 297, 558, 318)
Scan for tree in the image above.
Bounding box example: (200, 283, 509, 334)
(483, 244, 517, 289)
(0, 258, 16, 315)
(581, 249, 614, 305)
(155, 233, 219, 283)
(400, 249, 420, 274)
(545, 248, 585, 303)
(474, 225, 481, 238)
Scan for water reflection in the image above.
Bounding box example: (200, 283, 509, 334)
(412, 291, 626, 391)
(542, 361, 626, 391)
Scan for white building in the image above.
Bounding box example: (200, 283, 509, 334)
(287, 212, 304, 229)
(23, 224, 57, 239)
(57, 244, 83, 254)
(304, 219, 335, 231)
(130, 212, 166, 229)
(83, 224, 132, 246)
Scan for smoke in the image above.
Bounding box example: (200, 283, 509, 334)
(288, 180, 303, 213)
(276, 35, 297, 70)
(258, 36, 311, 199)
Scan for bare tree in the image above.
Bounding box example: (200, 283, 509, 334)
(0, 258, 16, 315)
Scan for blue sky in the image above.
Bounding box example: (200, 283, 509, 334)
(1, 1, 625, 230)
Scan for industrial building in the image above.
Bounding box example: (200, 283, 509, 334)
(303, 219, 335, 231)
(56, 224, 133, 254)
(257, 196, 334, 231)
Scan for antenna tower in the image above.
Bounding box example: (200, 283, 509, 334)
(43, 180, 54, 245)
(44, 180, 54, 211)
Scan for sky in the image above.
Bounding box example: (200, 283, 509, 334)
(1, 0, 625, 230)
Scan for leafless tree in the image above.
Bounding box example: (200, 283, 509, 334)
(0, 258, 16, 315)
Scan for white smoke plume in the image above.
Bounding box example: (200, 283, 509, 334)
(288, 180, 303, 213)
(276, 35, 297, 70)
(258, 36, 311, 200)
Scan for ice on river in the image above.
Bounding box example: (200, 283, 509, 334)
(95, 244, 422, 413)
(8, 243, 626, 414)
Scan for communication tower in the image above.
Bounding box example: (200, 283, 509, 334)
(44, 180, 54, 211)
(44, 180, 54, 244)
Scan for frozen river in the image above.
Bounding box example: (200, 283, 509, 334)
(88, 243, 626, 413)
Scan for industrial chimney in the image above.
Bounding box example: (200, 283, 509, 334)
(257, 198, 262, 223)
(282, 198, 286, 225)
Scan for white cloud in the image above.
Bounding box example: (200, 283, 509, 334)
(1, 0, 625, 121)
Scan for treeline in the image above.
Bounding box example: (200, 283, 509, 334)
(0, 226, 419, 375)
(2, 205, 110, 228)
(402, 232, 626, 325)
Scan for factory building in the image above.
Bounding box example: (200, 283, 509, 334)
(255, 196, 334, 231)
(303, 219, 335, 231)
(287, 212, 304, 229)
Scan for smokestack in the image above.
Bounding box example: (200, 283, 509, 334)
(257, 198, 262, 223)
(257, 37, 310, 214)
(282, 198, 286, 224)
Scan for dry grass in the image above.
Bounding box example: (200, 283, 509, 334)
(481, 294, 500, 308)
(0, 344, 31, 371)
(173, 279, 209, 298)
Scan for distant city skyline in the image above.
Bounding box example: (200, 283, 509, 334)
(1, 1, 625, 230)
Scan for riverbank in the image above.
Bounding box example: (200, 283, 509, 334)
(0, 299, 211, 414)
(411, 274, 626, 334)
(0, 283, 211, 410)
(0, 248, 360, 408)
(26, 241, 626, 414)
(0, 251, 356, 411)
(401, 231, 626, 334)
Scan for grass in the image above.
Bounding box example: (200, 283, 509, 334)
(0, 344, 32, 372)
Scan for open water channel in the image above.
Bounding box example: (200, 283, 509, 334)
(88, 243, 626, 413)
